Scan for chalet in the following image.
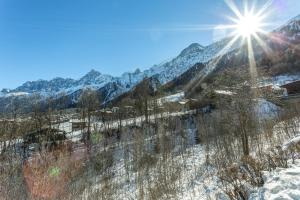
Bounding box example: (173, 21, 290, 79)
(70, 119, 87, 131)
(178, 99, 190, 112)
(280, 80, 300, 95)
(23, 128, 66, 147)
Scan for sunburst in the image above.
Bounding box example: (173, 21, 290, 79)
(236, 14, 263, 38)
(186, 0, 274, 93)
(224, 0, 273, 86)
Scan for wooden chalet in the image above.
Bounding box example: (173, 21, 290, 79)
(280, 80, 300, 95)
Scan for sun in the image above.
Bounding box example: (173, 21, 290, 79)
(236, 14, 262, 38)
(222, 0, 273, 87)
(203, 0, 274, 89)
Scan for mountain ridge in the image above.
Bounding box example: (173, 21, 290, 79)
(1, 14, 299, 109)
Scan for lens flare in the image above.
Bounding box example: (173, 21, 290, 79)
(185, 0, 274, 92)
(221, 0, 273, 85)
(236, 14, 262, 38)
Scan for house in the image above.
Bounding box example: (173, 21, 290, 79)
(70, 120, 87, 131)
(23, 128, 67, 148)
(280, 80, 300, 95)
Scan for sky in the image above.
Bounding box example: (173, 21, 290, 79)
(0, 0, 300, 89)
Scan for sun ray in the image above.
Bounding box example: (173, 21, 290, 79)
(215, 35, 240, 59)
(243, 0, 249, 15)
(225, 0, 243, 19)
(213, 24, 238, 30)
(223, 0, 274, 91)
(185, 34, 240, 93)
(252, 32, 274, 56)
(249, 0, 258, 15)
(227, 16, 242, 25)
(269, 33, 300, 52)
(256, 0, 274, 18)
(247, 37, 258, 88)
(186, 0, 276, 94)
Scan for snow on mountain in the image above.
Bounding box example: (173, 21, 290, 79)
(275, 14, 300, 39)
(118, 68, 145, 89)
(143, 39, 237, 85)
(278, 14, 300, 31)
(1, 14, 299, 104)
(1, 40, 233, 102)
(77, 69, 114, 86)
(179, 43, 205, 56)
(0, 89, 12, 97)
(6, 70, 115, 98)
(15, 78, 76, 94)
(4, 92, 29, 97)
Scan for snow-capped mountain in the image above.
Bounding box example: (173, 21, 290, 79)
(276, 14, 300, 34)
(1, 14, 299, 109)
(143, 38, 239, 85)
(177, 14, 300, 96)
(1, 40, 235, 102)
(269, 14, 300, 44)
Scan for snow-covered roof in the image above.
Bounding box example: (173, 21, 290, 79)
(215, 90, 236, 96)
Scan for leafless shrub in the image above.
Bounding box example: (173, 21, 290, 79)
(218, 156, 264, 200)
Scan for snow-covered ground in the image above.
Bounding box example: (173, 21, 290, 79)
(2, 107, 299, 200)
(251, 160, 300, 200)
(157, 92, 185, 106)
(80, 117, 300, 200)
(0, 138, 23, 152)
(1, 91, 29, 97)
(283, 134, 300, 151)
(255, 98, 280, 119)
(250, 134, 300, 200)
(81, 142, 224, 200)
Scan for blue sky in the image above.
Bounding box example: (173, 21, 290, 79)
(0, 0, 299, 89)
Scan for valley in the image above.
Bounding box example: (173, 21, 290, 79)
(1, 7, 300, 200)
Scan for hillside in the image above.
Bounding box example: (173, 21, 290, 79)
(1, 15, 300, 113)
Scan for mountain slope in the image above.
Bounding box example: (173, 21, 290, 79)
(179, 14, 300, 97)
(1, 14, 299, 112)
(119, 14, 300, 103)
(0, 39, 235, 104)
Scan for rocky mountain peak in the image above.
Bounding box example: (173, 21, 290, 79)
(83, 69, 102, 78)
(78, 69, 113, 86)
(134, 68, 141, 74)
(179, 43, 205, 57)
(276, 14, 300, 34)
(1, 14, 299, 110)
(1, 88, 10, 94)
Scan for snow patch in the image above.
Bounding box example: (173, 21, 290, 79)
(254, 98, 279, 119)
(282, 134, 300, 151)
(157, 92, 185, 105)
(4, 92, 29, 97)
(215, 90, 236, 96)
(251, 160, 300, 200)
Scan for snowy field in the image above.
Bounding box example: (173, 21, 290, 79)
(251, 160, 300, 200)
(80, 119, 300, 200)
(1, 105, 299, 200)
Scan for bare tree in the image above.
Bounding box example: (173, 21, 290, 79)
(79, 89, 100, 146)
